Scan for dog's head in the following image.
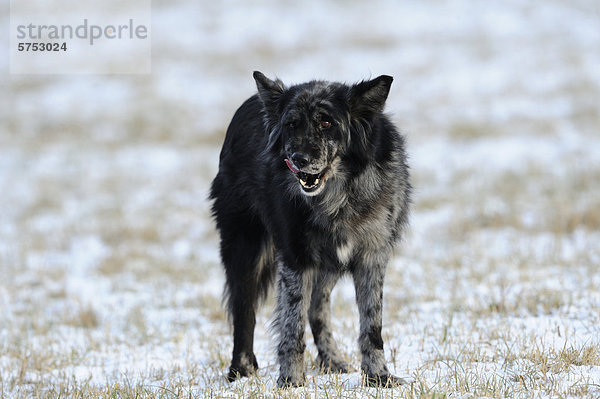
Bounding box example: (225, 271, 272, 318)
(254, 71, 393, 196)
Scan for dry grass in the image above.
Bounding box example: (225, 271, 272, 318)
(3, 158, 598, 398)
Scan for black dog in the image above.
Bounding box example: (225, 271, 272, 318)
(210, 71, 411, 387)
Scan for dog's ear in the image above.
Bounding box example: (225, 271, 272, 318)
(253, 71, 285, 115)
(349, 75, 393, 118)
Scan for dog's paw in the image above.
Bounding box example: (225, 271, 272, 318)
(226, 364, 257, 382)
(226, 353, 259, 382)
(363, 373, 407, 388)
(316, 354, 351, 374)
(277, 374, 305, 388)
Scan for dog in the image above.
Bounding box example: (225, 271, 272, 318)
(210, 71, 411, 388)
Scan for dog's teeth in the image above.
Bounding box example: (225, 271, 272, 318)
(314, 178, 319, 185)
(300, 179, 307, 187)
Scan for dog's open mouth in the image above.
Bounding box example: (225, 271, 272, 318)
(285, 159, 325, 193)
(296, 170, 323, 192)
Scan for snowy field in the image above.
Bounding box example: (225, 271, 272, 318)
(2, 0, 600, 397)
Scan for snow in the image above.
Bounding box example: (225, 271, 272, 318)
(2, 0, 600, 397)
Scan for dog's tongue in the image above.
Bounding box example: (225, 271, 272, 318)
(285, 158, 300, 173)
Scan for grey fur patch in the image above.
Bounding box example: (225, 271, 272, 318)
(274, 265, 314, 387)
(353, 258, 390, 377)
(255, 239, 275, 278)
(309, 269, 349, 373)
(335, 239, 354, 265)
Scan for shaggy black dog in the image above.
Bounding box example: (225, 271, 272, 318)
(210, 71, 411, 387)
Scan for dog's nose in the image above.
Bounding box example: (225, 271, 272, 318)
(291, 153, 310, 169)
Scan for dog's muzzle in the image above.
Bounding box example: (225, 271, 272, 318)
(285, 158, 326, 194)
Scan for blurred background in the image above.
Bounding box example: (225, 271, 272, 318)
(1, 0, 599, 396)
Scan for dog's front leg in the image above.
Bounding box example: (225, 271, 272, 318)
(353, 260, 405, 387)
(275, 265, 313, 388)
(309, 268, 349, 373)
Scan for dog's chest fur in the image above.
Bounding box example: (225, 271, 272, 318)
(305, 163, 403, 270)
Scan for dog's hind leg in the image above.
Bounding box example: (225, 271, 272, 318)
(219, 214, 274, 382)
(308, 269, 350, 373)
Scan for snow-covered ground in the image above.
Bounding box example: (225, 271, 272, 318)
(1, 0, 599, 397)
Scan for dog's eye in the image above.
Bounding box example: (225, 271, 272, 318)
(320, 120, 332, 129)
(287, 120, 298, 129)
